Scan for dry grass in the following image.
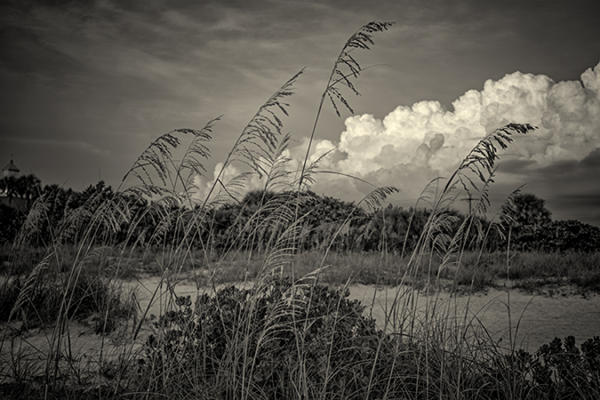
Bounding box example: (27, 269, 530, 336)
(1, 20, 598, 400)
(6, 246, 597, 293)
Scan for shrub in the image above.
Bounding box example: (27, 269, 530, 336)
(136, 279, 600, 399)
(137, 278, 415, 399)
(485, 336, 600, 399)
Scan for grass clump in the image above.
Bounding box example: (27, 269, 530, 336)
(0, 272, 133, 334)
(190, 250, 600, 293)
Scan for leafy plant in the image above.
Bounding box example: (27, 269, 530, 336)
(139, 278, 411, 399)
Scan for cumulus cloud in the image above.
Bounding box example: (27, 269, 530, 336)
(191, 135, 349, 204)
(313, 62, 600, 200)
(193, 62, 600, 210)
(192, 160, 276, 204)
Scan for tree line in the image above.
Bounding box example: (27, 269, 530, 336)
(1, 174, 599, 252)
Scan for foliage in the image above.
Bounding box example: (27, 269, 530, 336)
(501, 193, 552, 250)
(3, 184, 599, 254)
(486, 336, 600, 399)
(541, 219, 600, 252)
(505, 193, 552, 229)
(0, 205, 24, 243)
(137, 279, 412, 399)
(0, 174, 41, 205)
(137, 279, 600, 400)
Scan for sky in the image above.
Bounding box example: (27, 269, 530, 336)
(1, 0, 600, 223)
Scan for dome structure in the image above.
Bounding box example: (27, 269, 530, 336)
(2, 158, 20, 178)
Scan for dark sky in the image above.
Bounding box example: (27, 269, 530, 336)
(1, 0, 600, 223)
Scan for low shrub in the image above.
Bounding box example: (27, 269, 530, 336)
(136, 279, 600, 399)
(485, 336, 600, 399)
(137, 278, 416, 399)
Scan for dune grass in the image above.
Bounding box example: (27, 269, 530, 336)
(0, 20, 598, 399)
(4, 245, 599, 293)
(198, 249, 600, 292)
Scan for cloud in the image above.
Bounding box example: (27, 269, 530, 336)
(2, 0, 599, 221)
(307, 62, 600, 201)
(193, 62, 600, 214)
(191, 150, 296, 204)
(191, 137, 343, 203)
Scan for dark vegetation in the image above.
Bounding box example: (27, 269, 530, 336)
(2, 177, 599, 253)
(3, 180, 600, 291)
(0, 21, 599, 399)
(133, 280, 600, 399)
(2, 281, 599, 399)
(3, 245, 600, 292)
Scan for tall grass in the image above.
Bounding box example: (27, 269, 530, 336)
(1, 21, 598, 400)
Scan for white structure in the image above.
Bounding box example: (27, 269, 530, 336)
(2, 158, 20, 178)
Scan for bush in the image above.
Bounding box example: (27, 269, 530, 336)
(542, 220, 600, 252)
(135, 279, 600, 399)
(138, 278, 414, 399)
(485, 336, 600, 399)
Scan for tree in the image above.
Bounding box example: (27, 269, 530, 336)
(501, 193, 552, 250)
(511, 193, 551, 230)
(17, 174, 41, 205)
(0, 174, 41, 204)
